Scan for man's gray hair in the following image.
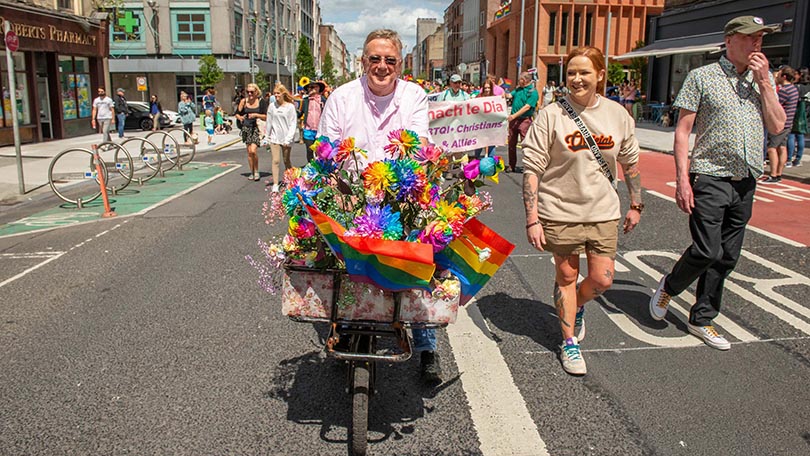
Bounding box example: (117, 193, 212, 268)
(519, 72, 532, 82)
(363, 29, 403, 56)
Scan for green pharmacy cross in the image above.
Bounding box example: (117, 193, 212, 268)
(118, 11, 140, 34)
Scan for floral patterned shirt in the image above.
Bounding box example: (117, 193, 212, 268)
(674, 55, 775, 179)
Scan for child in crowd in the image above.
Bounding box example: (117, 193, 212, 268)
(204, 109, 215, 145)
(214, 106, 225, 134)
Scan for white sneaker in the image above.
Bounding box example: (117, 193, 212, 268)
(559, 337, 587, 375)
(649, 275, 671, 321)
(688, 323, 731, 350)
(574, 306, 585, 341)
(272, 183, 279, 193)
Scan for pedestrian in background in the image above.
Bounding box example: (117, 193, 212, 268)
(542, 80, 556, 107)
(787, 68, 809, 168)
(114, 88, 128, 139)
(203, 88, 217, 112)
(298, 80, 326, 162)
(522, 46, 643, 375)
(178, 91, 197, 141)
(149, 94, 163, 131)
(438, 74, 470, 101)
(235, 82, 268, 181)
(506, 72, 538, 173)
(474, 78, 498, 159)
(318, 28, 442, 384)
(204, 109, 215, 146)
(265, 84, 297, 193)
(91, 87, 114, 143)
(649, 16, 786, 350)
(763, 66, 799, 182)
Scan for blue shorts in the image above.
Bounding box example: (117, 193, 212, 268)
(206, 128, 214, 135)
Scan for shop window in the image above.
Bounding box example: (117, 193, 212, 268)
(171, 9, 211, 53)
(58, 0, 73, 10)
(58, 56, 91, 120)
(548, 12, 556, 46)
(0, 52, 31, 127)
(111, 9, 147, 55)
(234, 11, 244, 52)
(176, 75, 203, 111)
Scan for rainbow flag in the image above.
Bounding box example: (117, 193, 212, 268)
(434, 218, 515, 305)
(305, 205, 436, 292)
(500, 78, 513, 91)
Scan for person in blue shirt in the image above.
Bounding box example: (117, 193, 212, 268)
(149, 94, 163, 131)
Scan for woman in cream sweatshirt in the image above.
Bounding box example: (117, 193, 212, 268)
(522, 46, 644, 376)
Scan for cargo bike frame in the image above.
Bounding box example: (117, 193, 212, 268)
(282, 264, 452, 456)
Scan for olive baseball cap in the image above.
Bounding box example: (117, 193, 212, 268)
(724, 16, 775, 36)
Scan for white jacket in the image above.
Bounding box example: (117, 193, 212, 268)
(265, 101, 297, 145)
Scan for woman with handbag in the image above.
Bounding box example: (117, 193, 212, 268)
(265, 84, 298, 192)
(521, 46, 644, 376)
(235, 83, 268, 181)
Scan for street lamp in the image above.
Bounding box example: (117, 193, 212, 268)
(146, 0, 160, 55)
(249, 10, 258, 84)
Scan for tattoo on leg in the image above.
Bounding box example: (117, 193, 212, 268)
(554, 283, 571, 327)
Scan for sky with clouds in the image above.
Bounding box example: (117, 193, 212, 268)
(319, 0, 447, 56)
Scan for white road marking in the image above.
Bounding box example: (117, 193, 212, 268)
(621, 251, 758, 342)
(0, 222, 125, 289)
(447, 301, 549, 456)
(0, 252, 65, 259)
(520, 335, 810, 354)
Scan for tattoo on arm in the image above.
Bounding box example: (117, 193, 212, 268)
(604, 270, 614, 281)
(623, 163, 642, 204)
(592, 287, 604, 297)
(553, 283, 571, 328)
(522, 174, 537, 219)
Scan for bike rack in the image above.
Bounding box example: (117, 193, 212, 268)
(119, 136, 163, 185)
(47, 147, 109, 208)
(95, 141, 134, 195)
(144, 130, 182, 174)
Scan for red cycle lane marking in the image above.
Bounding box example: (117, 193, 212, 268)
(636, 151, 810, 246)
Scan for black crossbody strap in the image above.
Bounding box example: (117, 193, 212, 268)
(558, 97, 616, 188)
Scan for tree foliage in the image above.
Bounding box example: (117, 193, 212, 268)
(629, 40, 648, 92)
(196, 55, 225, 89)
(295, 37, 316, 86)
(255, 70, 272, 93)
(607, 63, 626, 87)
(321, 51, 336, 86)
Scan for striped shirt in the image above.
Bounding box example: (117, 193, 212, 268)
(778, 83, 799, 131)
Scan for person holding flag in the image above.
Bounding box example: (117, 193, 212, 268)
(318, 28, 442, 384)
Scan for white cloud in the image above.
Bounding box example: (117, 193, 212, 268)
(319, 1, 444, 56)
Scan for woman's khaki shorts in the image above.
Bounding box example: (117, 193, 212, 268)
(540, 219, 619, 258)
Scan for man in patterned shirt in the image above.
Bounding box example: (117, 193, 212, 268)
(648, 16, 786, 350)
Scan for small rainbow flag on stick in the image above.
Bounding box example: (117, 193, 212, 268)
(499, 78, 513, 91)
(434, 218, 515, 305)
(305, 204, 436, 292)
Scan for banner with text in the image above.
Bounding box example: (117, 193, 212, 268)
(428, 96, 508, 152)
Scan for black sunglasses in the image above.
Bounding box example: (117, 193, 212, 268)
(367, 55, 399, 66)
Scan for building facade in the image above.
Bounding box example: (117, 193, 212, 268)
(424, 26, 444, 82)
(443, 1, 463, 82)
(618, 0, 809, 105)
(0, 0, 109, 145)
(415, 17, 440, 78)
(318, 24, 348, 82)
(107, 0, 319, 114)
(487, 0, 664, 87)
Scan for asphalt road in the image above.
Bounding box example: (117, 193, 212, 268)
(1, 144, 809, 455)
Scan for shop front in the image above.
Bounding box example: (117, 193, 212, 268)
(0, 4, 108, 146)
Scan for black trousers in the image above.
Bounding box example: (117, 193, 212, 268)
(663, 173, 756, 326)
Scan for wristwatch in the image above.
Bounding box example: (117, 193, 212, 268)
(630, 203, 645, 213)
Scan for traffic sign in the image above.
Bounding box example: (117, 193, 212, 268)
(5, 30, 19, 52)
(251, 64, 260, 74)
(137, 76, 147, 92)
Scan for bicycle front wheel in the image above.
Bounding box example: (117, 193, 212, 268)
(350, 362, 369, 456)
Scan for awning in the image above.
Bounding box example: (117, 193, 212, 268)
(614, 32, 725, 60)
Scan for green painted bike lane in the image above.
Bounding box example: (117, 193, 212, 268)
(0, 162, 240, 238)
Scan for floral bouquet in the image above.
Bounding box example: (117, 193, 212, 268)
(248, 129, 514, 309)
